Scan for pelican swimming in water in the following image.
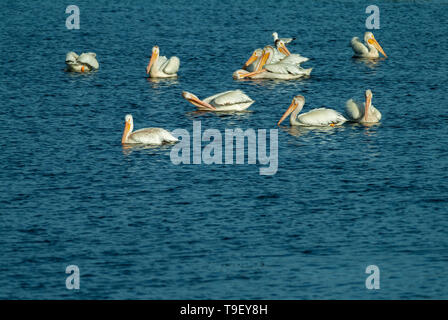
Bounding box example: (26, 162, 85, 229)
(182, 90, 254, 111)
(235, 46, 312, 80)
(277, 95, 347, 127)
(276, 40, 309, 65)
(242, 39, 308, 72)
(242, 42, 287, 72)
(121, 114, 178, 145)
(345, 89, 381, 123)
(272, 32, 296, 45)
(146, 46, 180, 78)
(65, 52, 99, 72)
(351, 32, 387, 59)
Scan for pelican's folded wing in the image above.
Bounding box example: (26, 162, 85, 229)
(130, 128, 178, 144)
(264, 63, 310, 75)
(78, 52, 99, 69)
(212, 90, 253, 106)
(300, 108, 347, 126)
(263, 63, 290, 74)
(345, 99, 363, 120)
(351, 37, 368, 56)
(161, 56, 180, 75)
(280, 54, 309, 65)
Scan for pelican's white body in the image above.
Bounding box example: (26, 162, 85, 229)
(66, 52, 99, 72)
(148, 55, 180, 78)
(201, 90, 254, 111)
(280, 54, 309, 65)
(292, 108, 347, 126)
(350, 32, 387, 59)
(351, 37, 380, 58)
(122, 115, 178, 145)
(126, 128, 178, 144)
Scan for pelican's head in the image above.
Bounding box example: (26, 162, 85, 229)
(277, 95, 305, 126)
(364, 32, 387, 58)
(182, 91, 216, 110)
(122, 114, 134, 144)
(65, 51, 79, 64)
(243, 48, 263, 68)
(365, 89, 373, 99)
(275, 39, 291, 56)
(182, 91, 199, 102)
(125, 114, 133, 123)
(146, 45, 160, 74)
(272, 32, 279, 41)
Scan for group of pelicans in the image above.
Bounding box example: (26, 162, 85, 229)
(65, 31, 387, 145)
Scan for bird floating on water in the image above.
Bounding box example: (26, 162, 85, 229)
(277, 95, 347, 127)
(121, 114, 178, 145)
(345, 89, 381, 123)
(235, 46, 312, 80)
(65, 52, 99, 72)
(351, 32, 387, 59)
(182, 90, 254, 112)
(146, 46, 180, 78)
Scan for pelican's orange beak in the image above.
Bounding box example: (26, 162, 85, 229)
(256, 50, 271, 71)
(236, 50, 271, 79)
(121, 120, 131, 144)
(81, 65, 85, 72)
(182, 92, 217, 111)
(368, 37, 387, 58)
(146, 50, 158, 74)
(236, 69, 266, 79)
(278, 42, 291, 56)
(277, 100, 297, 126)
(243, 51, 259, 69)
(364, 93, 372, 122)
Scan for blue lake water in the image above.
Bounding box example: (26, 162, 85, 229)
(0, 0, 447, 299)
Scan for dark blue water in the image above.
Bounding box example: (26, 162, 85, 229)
(1, 0, 447, 299)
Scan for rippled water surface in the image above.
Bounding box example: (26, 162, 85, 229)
(1, 0, 447, 299)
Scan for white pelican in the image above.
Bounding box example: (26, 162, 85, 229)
(121, 114, 178, 145)
(242, 39, 308, 73)
(345, 89, 381, 123)
(146, 46, 180, 78)
(234, 46, 312, 80)
(277, 95, 347, 127)
(271, 39, 308, 64)
(272, 32, 296, 45)
(274, 39, 309, 64)
(242, 42, 287, 72)
(65, 52, 99, 72)
(351, 32, 387, 59)
(182, 90, 254, 111)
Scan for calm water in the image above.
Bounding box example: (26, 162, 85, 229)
(0, 0, 447, 299)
